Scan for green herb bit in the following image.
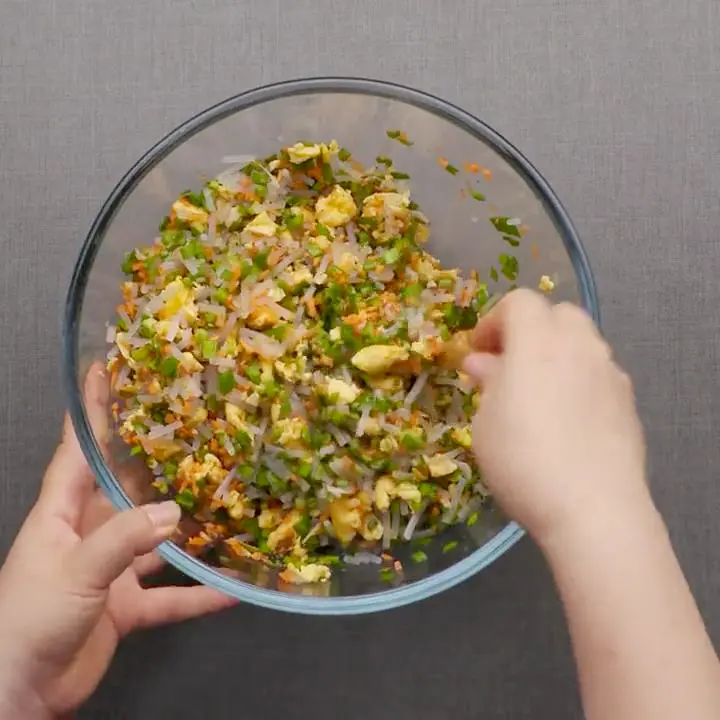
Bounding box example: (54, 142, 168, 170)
(400, 430, 425, 451)
(201, 339, 217, 360)
(159, 356, 179, 378)
(130, 445, 144, 457)
(182, 190, 206, 208)
(411, 550, 428, 564)
(284, 210, 304, 231)
(382, 247, 401, 265)
(489, 266, 499, 282)
(470, 190, 486, 202)
(466, 511, 479, 527)
(490, 217, 522, 238)
(444, 164, 459, 175)
(391, 171, 410, 180)
(175, 489, 196, 511)
(338, 148, 352, 162)
(218, 370, 236, 394)
(376, 155, 393, 166)
(253, 249, 270, 270)
(386, 130, 414, 146)
(380, 567, 396, 583)
(442, 540, 459, 554)
(503, 235, 520, 248)
(498, 254, 519, 281)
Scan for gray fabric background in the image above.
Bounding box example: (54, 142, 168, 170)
(1, 0, 719, 717)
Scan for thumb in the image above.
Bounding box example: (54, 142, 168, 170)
(71, 501, 181, 591)
(462, 352, 501, 387)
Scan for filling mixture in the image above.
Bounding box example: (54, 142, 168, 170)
(107, 139, 529, 585)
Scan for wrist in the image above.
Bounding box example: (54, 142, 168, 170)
(534, 481, 661, 564)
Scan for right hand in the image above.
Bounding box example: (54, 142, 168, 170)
(462, 289, 649, 543)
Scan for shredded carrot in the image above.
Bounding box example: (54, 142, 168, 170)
(480, 167, 493, 182)
(437, 157, 449, 169)
(519, 224, 530, 235)
(530, 243, 540, 260)
(463, 161, 480, 174)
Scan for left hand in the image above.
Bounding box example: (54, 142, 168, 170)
(0, 365, 236, 716)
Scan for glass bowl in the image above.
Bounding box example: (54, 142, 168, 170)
(64, 77, 598, 615)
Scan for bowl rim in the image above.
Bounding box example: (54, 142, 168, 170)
(63, 76, 599, 615)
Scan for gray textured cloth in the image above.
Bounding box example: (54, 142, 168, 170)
(1, 0, 719, 717)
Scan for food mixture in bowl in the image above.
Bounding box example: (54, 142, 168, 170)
(107, 139, 536, 585)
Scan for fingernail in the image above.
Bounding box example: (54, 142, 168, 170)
(143, 501, 181, 533)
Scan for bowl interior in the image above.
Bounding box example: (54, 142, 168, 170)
(67, 79, 595, 613)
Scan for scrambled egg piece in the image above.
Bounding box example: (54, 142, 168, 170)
(424, 453, 458, 478)
(360, 514, 384, 541)
(325, 377, 362, 404)
(366, 375, 404, 392)
(186, 407, 208, 427)
(351, 344, 409, 374)
(172, 198, 209, 230)
(329, 498, 363, 544)
(224, 403, 245, 430)
(287, 142, 322, 164)
(539, 275, 555, 293)
(178, 453, 225, 486)
(329, 327, 341, 341)
(363, 191, 410, 215)
(362, 417, 382, 436)
(267, 510, 300, 552)
(378, 436, 399, 454)
(395, 482, 422, 505)
(279, 563, 331, 584)
(313, 234, 332, 250)
(410, 338, 434, 360)
(147, 438, 183, 461)
(276, 417, 307, 446)
(284, 266, 313, 288)
(179, 352, 203, 373)
(337, 252, 361, 275)
(316, 186, 357, 227)
(247, 304, 279, 330)
(320, 140, 340, 163)
(274, 358, 300, 382)
(245, 211, 278, 237)
(451, 426, 472, 449)
(374, 476, 395, 510)
(158, 279, 198, 321)
(258, 506, 283, 529)
(223, 489, 245, 520)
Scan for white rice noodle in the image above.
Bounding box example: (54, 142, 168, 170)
(203, 188, 216, 213)
(404, 370, 428, 407)
(255, 295, 294, 321)
(220, 154, 255, 165)
(263, 455, 292, 480)
(356, 406, 371, 437)
(147, 420, 183, 440)
(381, 512, 392, 549)
(344, 551, 382, 566)
(271, 250, 301, 277)
(238, 328, 285, 359)
(427, 423, 448, 443)
(326, 424, 351, 447)
(105, 324, 117, 343)
(211, 466, 237, 501)
(197, 302, 226, 318)
(403, 504, 427, 541)
(318, 444, 336, 457)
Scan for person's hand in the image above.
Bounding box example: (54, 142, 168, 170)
(0, 364, 236, 717)
(462, 289, 649, 544)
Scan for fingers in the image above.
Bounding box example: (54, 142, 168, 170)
(133, 551, 166, 578)
(70, 501, 181, 592)
(37, 364, 110, 527)
(471, 289, 552, 355)
(131, 585, 237, 630)
(462, 352, 501, 387)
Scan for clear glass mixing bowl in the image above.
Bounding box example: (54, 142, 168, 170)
(63, 78, 598, 614)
